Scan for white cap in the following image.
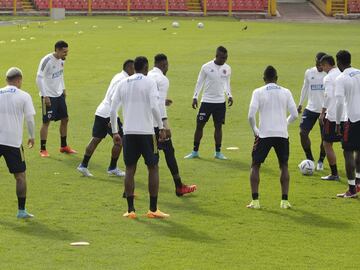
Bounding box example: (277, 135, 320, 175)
(6, 67, 23, 78)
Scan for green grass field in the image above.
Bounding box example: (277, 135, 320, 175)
(1, 16, 360, 269)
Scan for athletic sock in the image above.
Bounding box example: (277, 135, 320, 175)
(150, 196, 158, 212)
(282, 194, 288, 200)
(61, 136, 67, 147)
(330, 164, 338, 176)
(173, 175, 183, 188)
(348, 179, 356, 194)
(252, 193, 259, 200)
(304, 148, 314, 161)
(81, 155, 91, 167)
(126, 196, 135, 213)
(193, 142, 200, 152)
(109, 157, 118, 170)
(18, 197, 26, 210)
(40, 140, 47, 151)
(215, 144, 221, 152)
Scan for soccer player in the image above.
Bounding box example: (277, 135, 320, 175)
(247, 66, 298, 209)
(335, 50, 360, 198)
(0, 67, 36, 218)
(36, 40, 76, 157)
(184, 46, 233, 160)
(110, 56, 169, 219)
(77, 60, 135, 177)
(298, 52, 327, 170)
(319, 55, 344, 181)
(148, 54, 197, 196)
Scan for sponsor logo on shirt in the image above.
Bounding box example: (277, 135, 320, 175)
(266, 85, 281, 90)
(0, 88, 16, 94)
(349, 71, 360, 77)
(310, 84, 324, 91)
(52, 70, 64, 79)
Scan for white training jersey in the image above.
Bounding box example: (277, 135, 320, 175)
(323, 68, 346, 122)
(0, 85, 36, 148)
(335, 67, 360, 123)
(36, 53, 65, 97)
(298, 67, 326, 113)
(95, 70, 129, 118)
(193, 60, 232, 103)
(249, 83, 297, 138)
(148, 67, 169, 120)
(110, 73, 163, 135)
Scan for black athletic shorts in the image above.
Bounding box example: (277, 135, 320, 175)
(0, 144, 26, 173)
(300, 109, 320, 132)
(322, 118, 343, 143)
(252, 137, 289, 165)
(92, 115, 123, 138)
(122, 134, 159, 166)
(342, 120, 360, 151)
(42, 94, 68, 123)
(154, 127, 174, 152)
(197, 102, 226, 124)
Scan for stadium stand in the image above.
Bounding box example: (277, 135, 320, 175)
(348, 0, 360, 13)
(0, 0, 22, 10)
(202, 0, 268, 12)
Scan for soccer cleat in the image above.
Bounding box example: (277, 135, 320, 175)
(176, 184, 197, 197)
(316, 161, 324, 171)
(280, 200, 292, 209)
(184, 151, 199, 159)
(123, 211, 137, 219)
(215, 152, 228, 160)
(146, 209, 170, 218)
(246, 200, 260, 209)
(77, 164, 93, 177)
(107, 168, 125, 177)
(321, 175, 340, 181)
(60, 146, 77, 154)
(336, 190, 358, 198)
(39, 150, 50, 157)
(17, 209, 34, 219)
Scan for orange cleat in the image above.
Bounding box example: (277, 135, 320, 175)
(39, 150, 50, 157)
(59, 146, 77, 154)
(146, 209, 170, 218)
(123, 211, 137, 219)
(176, 184, 197, 197)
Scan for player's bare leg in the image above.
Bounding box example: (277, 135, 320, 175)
(40, 121, 50, 156)
(322, 141, 339, 180)
(184, 122, 205, 159)
(59, 117, 76, 154)
(300, 128, 314, 161)
(247, 163, 261, 209)
(14, 172, 33, 218)
(337, 150, 357, 198)
(214, 122, 227, 159)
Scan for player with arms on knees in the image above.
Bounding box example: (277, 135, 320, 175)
(247, 66, 298, 209)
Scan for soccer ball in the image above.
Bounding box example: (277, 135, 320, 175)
(172, 21, 179, 28)
(197, 22, 204, 29)
(299, 160, 315, 175)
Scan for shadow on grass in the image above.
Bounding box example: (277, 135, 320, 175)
(264, 208, 352, 229)
(0, 219, 78, 241)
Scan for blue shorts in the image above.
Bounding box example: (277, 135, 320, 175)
(300, 109, 320, 132)
(42, 94, 68, 123)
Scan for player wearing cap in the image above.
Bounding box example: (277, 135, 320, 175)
(247, 66, 298, 209)
(0, 67, 36, 218)
(298, 52, 327, 170)
(36, 40, 76, 157)
(77, 59, 134, 177)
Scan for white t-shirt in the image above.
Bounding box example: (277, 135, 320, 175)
(298, 67, 326, 113)
(323, 68, 346, 122)
(148, 67, 169, 120)
(110, 73, 163, 135)
(0, 85, 36, 148)
(249, 83, 297, 138)
(36, 53, 65, 97)
(193, 60, 232, 103)
(335, 67, 360, 123)
(95, 70, 129, 118)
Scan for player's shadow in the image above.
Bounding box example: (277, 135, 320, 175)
(264, 208, 352, 229)
(0, 219, 79, 241)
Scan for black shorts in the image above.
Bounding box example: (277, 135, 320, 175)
(0, 144, 26, 173)
(92, 115, 123, 139)
(322, 119, 343, 143)
(342, 120, 360, 151)
(122, 134, 159, 166)
(42, 94, 68, 123)
(197, 102, 226, 124)
(252, 137, 289, 165)
(300, 109, 320, 132)
(154, 127, 174, 152)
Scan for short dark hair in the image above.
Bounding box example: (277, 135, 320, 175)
(134, 56, 148, 72)
(336, 50, 351, 66)
(316, 52, 327, 62)
(320, 55, 335, 66)
(154, 54, 167, 64)
(123, 59, 134, 70)
(216, 46, 227, 54)
(55, 40, 68, 50)
(264, 65, 277, 81)
(7, 74, 22, 81)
